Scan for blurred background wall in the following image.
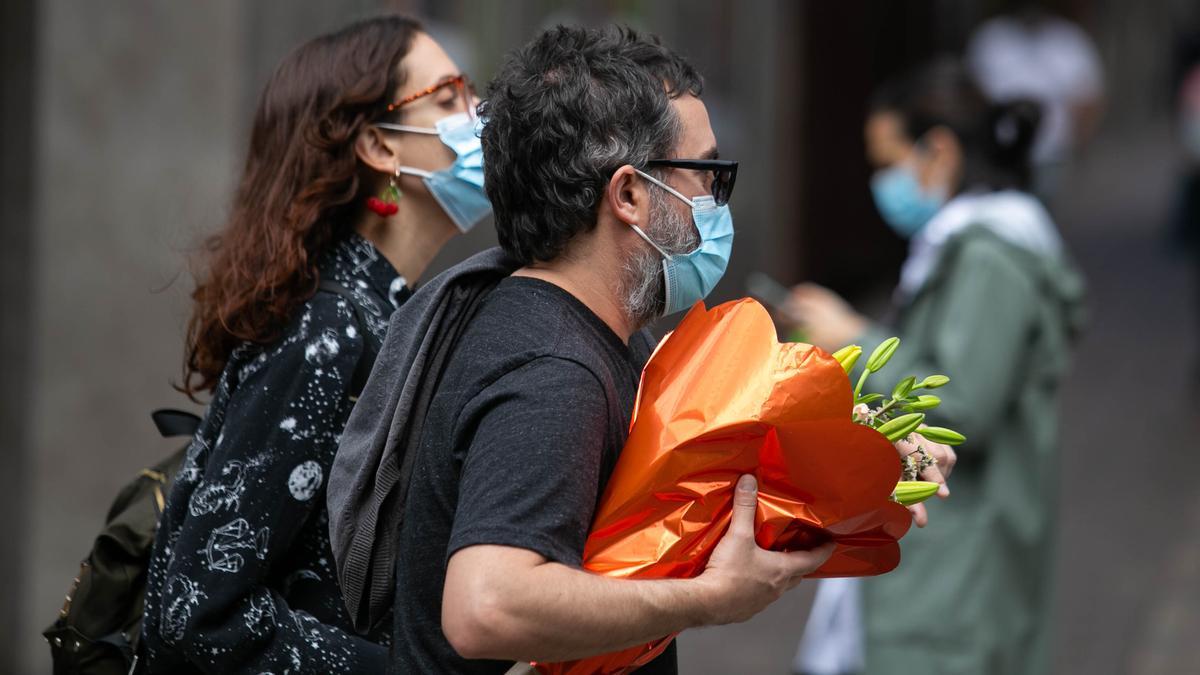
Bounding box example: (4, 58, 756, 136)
(3, 1, 1199, 673)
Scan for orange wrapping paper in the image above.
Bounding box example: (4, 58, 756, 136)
(535, 299, 911, 675)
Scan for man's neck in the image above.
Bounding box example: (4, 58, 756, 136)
(355, 197, 457, 284)
(512, 250, 637, 344)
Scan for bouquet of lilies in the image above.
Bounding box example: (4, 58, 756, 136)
(535, 301, 962, 675)
(831, 337, 965, 506)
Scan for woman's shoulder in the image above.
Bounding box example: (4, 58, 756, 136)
(230, 290, 367, 388)
(903, 227, 1042, 312)
(941, 225, 1045, 278)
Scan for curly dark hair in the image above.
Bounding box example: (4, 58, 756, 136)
(181, 15, 422, 398)
(479, 24, 703, 265)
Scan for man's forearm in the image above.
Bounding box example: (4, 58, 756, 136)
(501, 561, 708, 661)
(443, 477, 834, 664)
(443, 547, 713, 663)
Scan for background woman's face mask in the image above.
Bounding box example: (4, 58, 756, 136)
(870, 160, 947, 238)
(375, 112, 492, 233)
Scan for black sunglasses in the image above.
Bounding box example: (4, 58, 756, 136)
(644, 159, 738, 206)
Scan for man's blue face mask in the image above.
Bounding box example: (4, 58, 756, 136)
(869, 162, 946, 239)
(629, 169, 735, 317)
(375, 111, 492, 233)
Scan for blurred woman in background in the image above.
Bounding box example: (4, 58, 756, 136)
(141, 15, 489, 673)
(792, 60, 1085, 675)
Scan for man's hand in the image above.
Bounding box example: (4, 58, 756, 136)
(695, 475, 836, 625)
(895, 431, 956, 527)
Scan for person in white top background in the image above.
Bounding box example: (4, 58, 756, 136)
(967, 0, 1106, 203)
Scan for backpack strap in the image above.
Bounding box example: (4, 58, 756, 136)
(150, 409, 202, 439)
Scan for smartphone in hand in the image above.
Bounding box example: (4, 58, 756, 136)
(746, 272, 794, 315)
(745, 272, 809, 341)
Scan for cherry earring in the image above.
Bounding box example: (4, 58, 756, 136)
(366, 168, 402, 217)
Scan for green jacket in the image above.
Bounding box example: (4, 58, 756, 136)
(858, 225, 1085, 675)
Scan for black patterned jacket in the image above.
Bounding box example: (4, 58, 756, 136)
(142, 234, 407, 673)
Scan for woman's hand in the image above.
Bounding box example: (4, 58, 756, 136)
(894, 431, 956, 528)
(787, 283, 869, 351)
(852, 404, 956, 528)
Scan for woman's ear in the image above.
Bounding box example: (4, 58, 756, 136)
(604, 164, 645, 227)
(921, 125, 963, 193)
(355, 126, 401, 174)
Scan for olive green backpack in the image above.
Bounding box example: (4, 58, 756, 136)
(45, 280, 377, 674)
(43, 409, 197, 675)
(44, 280, 376, 674)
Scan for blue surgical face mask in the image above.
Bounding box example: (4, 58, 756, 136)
(631, 169, 735, 316)
(870, 163, 946, 238)
(376, 112, 492, 233)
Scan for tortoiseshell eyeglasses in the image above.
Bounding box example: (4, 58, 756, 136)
(384, 74, 476, 118)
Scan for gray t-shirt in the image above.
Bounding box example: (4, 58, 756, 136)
(389, 276, 677, 674)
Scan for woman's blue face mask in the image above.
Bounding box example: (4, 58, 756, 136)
(869, 151, 947, 239)
(374, 112, 491, 233)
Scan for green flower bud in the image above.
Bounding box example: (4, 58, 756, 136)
(856, 393, 884, 405)
(876, 412, 925, 442)
(918, 374, 950, 389)
(916, 426, 965, 445)
(903, 395, 942, 411)
(892, 481, 940, 506)
(832, 345, 862, 373)
(866, 337, 900, 373)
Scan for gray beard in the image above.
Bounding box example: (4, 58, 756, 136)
(621, 189, 699, 328)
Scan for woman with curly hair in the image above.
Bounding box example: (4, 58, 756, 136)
(141, 15, 489, 673)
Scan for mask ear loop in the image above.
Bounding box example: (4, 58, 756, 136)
(635, 168, 696, 207)
(370, 123, 440, 180)
(396, 166, 434, 179)
(374, 122, 440, 135)
(627, 222, 675, 316)
(628, 223, 672, 260)
(628, 169, 699, 260)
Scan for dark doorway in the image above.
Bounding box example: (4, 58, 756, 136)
(0, 0, 36, 668)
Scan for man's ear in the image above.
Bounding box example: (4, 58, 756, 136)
(355, 126, 401, 174)
(605, 164, 645, 227)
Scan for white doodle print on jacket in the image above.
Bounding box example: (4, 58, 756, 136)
(244, 589, 278, 638)
(177, 435, 210, 486)
(292, 611, 326, 645)
(287, 461, 323, 502)
(161, 574, 207, 645)
(141, 235, 406, 674)
(187, 460, 247, 516)
(202, 517, 270, 574)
